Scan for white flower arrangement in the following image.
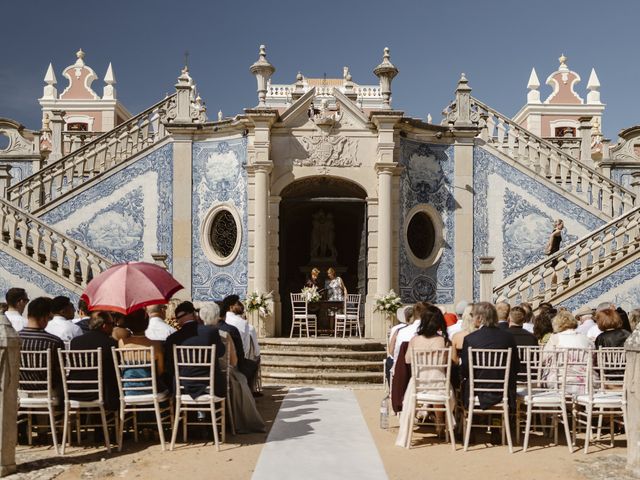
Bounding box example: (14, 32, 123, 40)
(301, 285, 321, 303)
(245, 291, 273, 317)
(373, 289, 403, 315)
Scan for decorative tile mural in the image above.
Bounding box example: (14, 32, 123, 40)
(0, 251, 77, 303)
(5, 161, 33, 183)
(192, 138, 248, 301)
(473, 147, 605, 299)
(611, 167, 636, 191)
(398, 140, 455, 304)
(42, 144, 173, 268)
(561, 258, 640, 312)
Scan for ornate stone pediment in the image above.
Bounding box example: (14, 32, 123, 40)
(292, 133, 360, 173)
(0, 118, 37, 156)
(611, 126, 640, 163)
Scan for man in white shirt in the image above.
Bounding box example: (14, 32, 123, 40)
(575, 306, 596, 336)
(4, 287, 29, 332)
(222, 295, 260, 359)
(391, 303, 429, 364)
(45, 296, 82, 342)
(447, 300, 468, 338)
(145, 304, 176, 341)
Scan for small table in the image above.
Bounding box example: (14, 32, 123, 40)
(308, 300, 344, 335)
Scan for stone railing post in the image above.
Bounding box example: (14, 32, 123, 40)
(0, 166, 12, 198)
(625, 328, 640, 475)
(478, 256, 495, 302)
(48, 110, 65, 162)
(578, 116, 593, 166)
(0, 313, 19, 476)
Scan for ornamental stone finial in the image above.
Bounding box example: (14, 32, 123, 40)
(527, 67, 541, 104)
(558, 53, 568, 72)
(373, 47, 399, 109)
(587, 68, 601, 105)
(250, 44, 276, 108)
(75, 48, 85, 67)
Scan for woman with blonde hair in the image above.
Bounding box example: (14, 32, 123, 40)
(325, 267, 346, 301)
(545, 310, 592, 350)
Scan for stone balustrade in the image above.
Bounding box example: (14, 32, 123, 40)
(468, 96, 636, 218)
(0, 197, 111, 289)
(494, 206, 640, 308)
(62, 130, 100, 155)
(7, 94, 176, 212)
(266, 83, 382, 101)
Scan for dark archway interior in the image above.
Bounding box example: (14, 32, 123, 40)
(279, 177, 367, 336)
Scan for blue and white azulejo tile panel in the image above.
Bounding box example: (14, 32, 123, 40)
(192, 138, 248, 301)
(0, 251, 77, 303)
(41, 144, 173, 268)
(473, 146, 605, 299)
(611, 167, 636, 191)
(398, 140, 455, 304)
(561, 258, 640, 312)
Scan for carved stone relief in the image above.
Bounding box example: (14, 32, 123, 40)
(292, 133, 360, 174)
(0, 124, 35, 156)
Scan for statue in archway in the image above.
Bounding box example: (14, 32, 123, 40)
(310, 210, 337, 259)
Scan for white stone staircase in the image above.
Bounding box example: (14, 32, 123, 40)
(0, 196, 111, 294)
(469, 96, 636, 219)
(494, 205, 640, 308)
(7, 94, 177, 213)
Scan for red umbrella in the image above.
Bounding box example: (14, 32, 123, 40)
(81, 261, 183, 314)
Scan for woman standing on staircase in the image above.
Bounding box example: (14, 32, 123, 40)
(545, 219, 564, 284)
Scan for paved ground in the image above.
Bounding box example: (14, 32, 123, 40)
(5, 387, 631, 479)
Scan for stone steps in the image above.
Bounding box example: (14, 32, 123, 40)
(258, 338, 386, 386)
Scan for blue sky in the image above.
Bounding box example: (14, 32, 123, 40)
(1, 0, 639, 139)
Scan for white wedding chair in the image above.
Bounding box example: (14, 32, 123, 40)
(170, 345, 226, 451)
(18, 350, 60, 453)
(335, 294, 362, 338)
(290, 293, 317, 338)
(112, 346, 173, 451)
(517, 347, 573, 452)
(463, 347, 514, 453)
(58, 348, 115, 454)
(405, 347, 456, 450)
(574, 347, 627, 453)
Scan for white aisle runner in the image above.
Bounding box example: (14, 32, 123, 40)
(252, 387, 388, 480)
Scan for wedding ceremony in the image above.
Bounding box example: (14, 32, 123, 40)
(0, 0, 639, 478)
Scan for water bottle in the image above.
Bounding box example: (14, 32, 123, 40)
(380, 395, 389, 429)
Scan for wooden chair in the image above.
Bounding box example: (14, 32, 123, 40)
(57, 349, 114, 454)
(290, 293, 317, 338)
(18, 350, 60, 453)
(405, 347, 456, 450)
(517, 347, 572, 452)
(463, 347, 514, 453)
(170, 345, 225, 451)
(574, 347, 627, 453)
(335, 294, 362, 338)
(111, 346, 173, 451)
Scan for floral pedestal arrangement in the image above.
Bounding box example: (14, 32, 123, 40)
(245, 291, 272, 338)
(374, 290, 402, 334)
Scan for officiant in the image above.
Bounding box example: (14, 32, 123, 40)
(305, 267, 321, 289)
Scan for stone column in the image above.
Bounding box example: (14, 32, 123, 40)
(478, 256, 495, 302)
(252, 162, 271, 294)
(625, 328, 640, 475)
(0, 166, 12, 198)
(0, 313, 19, 476)
(48, 110, 65, 162)
(578, 116, 593, 166)
(376, 164, 393, 294)
(450, 74, 480, 303)
(170, 134, 193, 295)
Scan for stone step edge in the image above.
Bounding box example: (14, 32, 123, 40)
(261, 371, 383, 379)
(261, 360, 383, 368)
(260, 349, 386, 357)
(259, 339, 385, 347)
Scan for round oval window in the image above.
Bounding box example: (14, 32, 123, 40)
(209, 210, 238, 259)
(407, 211, 436, 260)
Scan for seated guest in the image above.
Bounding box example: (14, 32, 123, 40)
(460, 302, 520, 411)
(396, 305, 454, 447)
(68, 311, 119, 410)
(545, 310, 592, 350)
(164, 301, 226, 398)
(575, 306, 596, 336)
(451, 304, 475, 361)
(385, 306, 414, 386)
(111, 312, 130, 342)
(305, 267, 321, 289)
(533, 310, 554, 345)
(73, 299, 92, 334)
(586, 302, 615, 340)
(200, 302, 265, 433)
(594, 308, 630, 348)
(19, 297, 63, 396)
(119, 309, 166, 394)
(507, 306, 538, 347)
(5, 287, 29, 332)
(519, 302, 534, 333)
(390, 302, 429, 366)
(496, 302, 510, 330)
(221, 295, 260, 391)
(45, 296, 83, 342)
(447, 300, 468, 338)
(145, 304, 176, 341)
(217, 300, 256, 386)
(630, 308, 640, 332)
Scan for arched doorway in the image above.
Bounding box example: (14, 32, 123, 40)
(279, 176, 367, 336)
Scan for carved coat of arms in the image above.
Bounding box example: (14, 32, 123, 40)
(293, 133, 360, 172)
